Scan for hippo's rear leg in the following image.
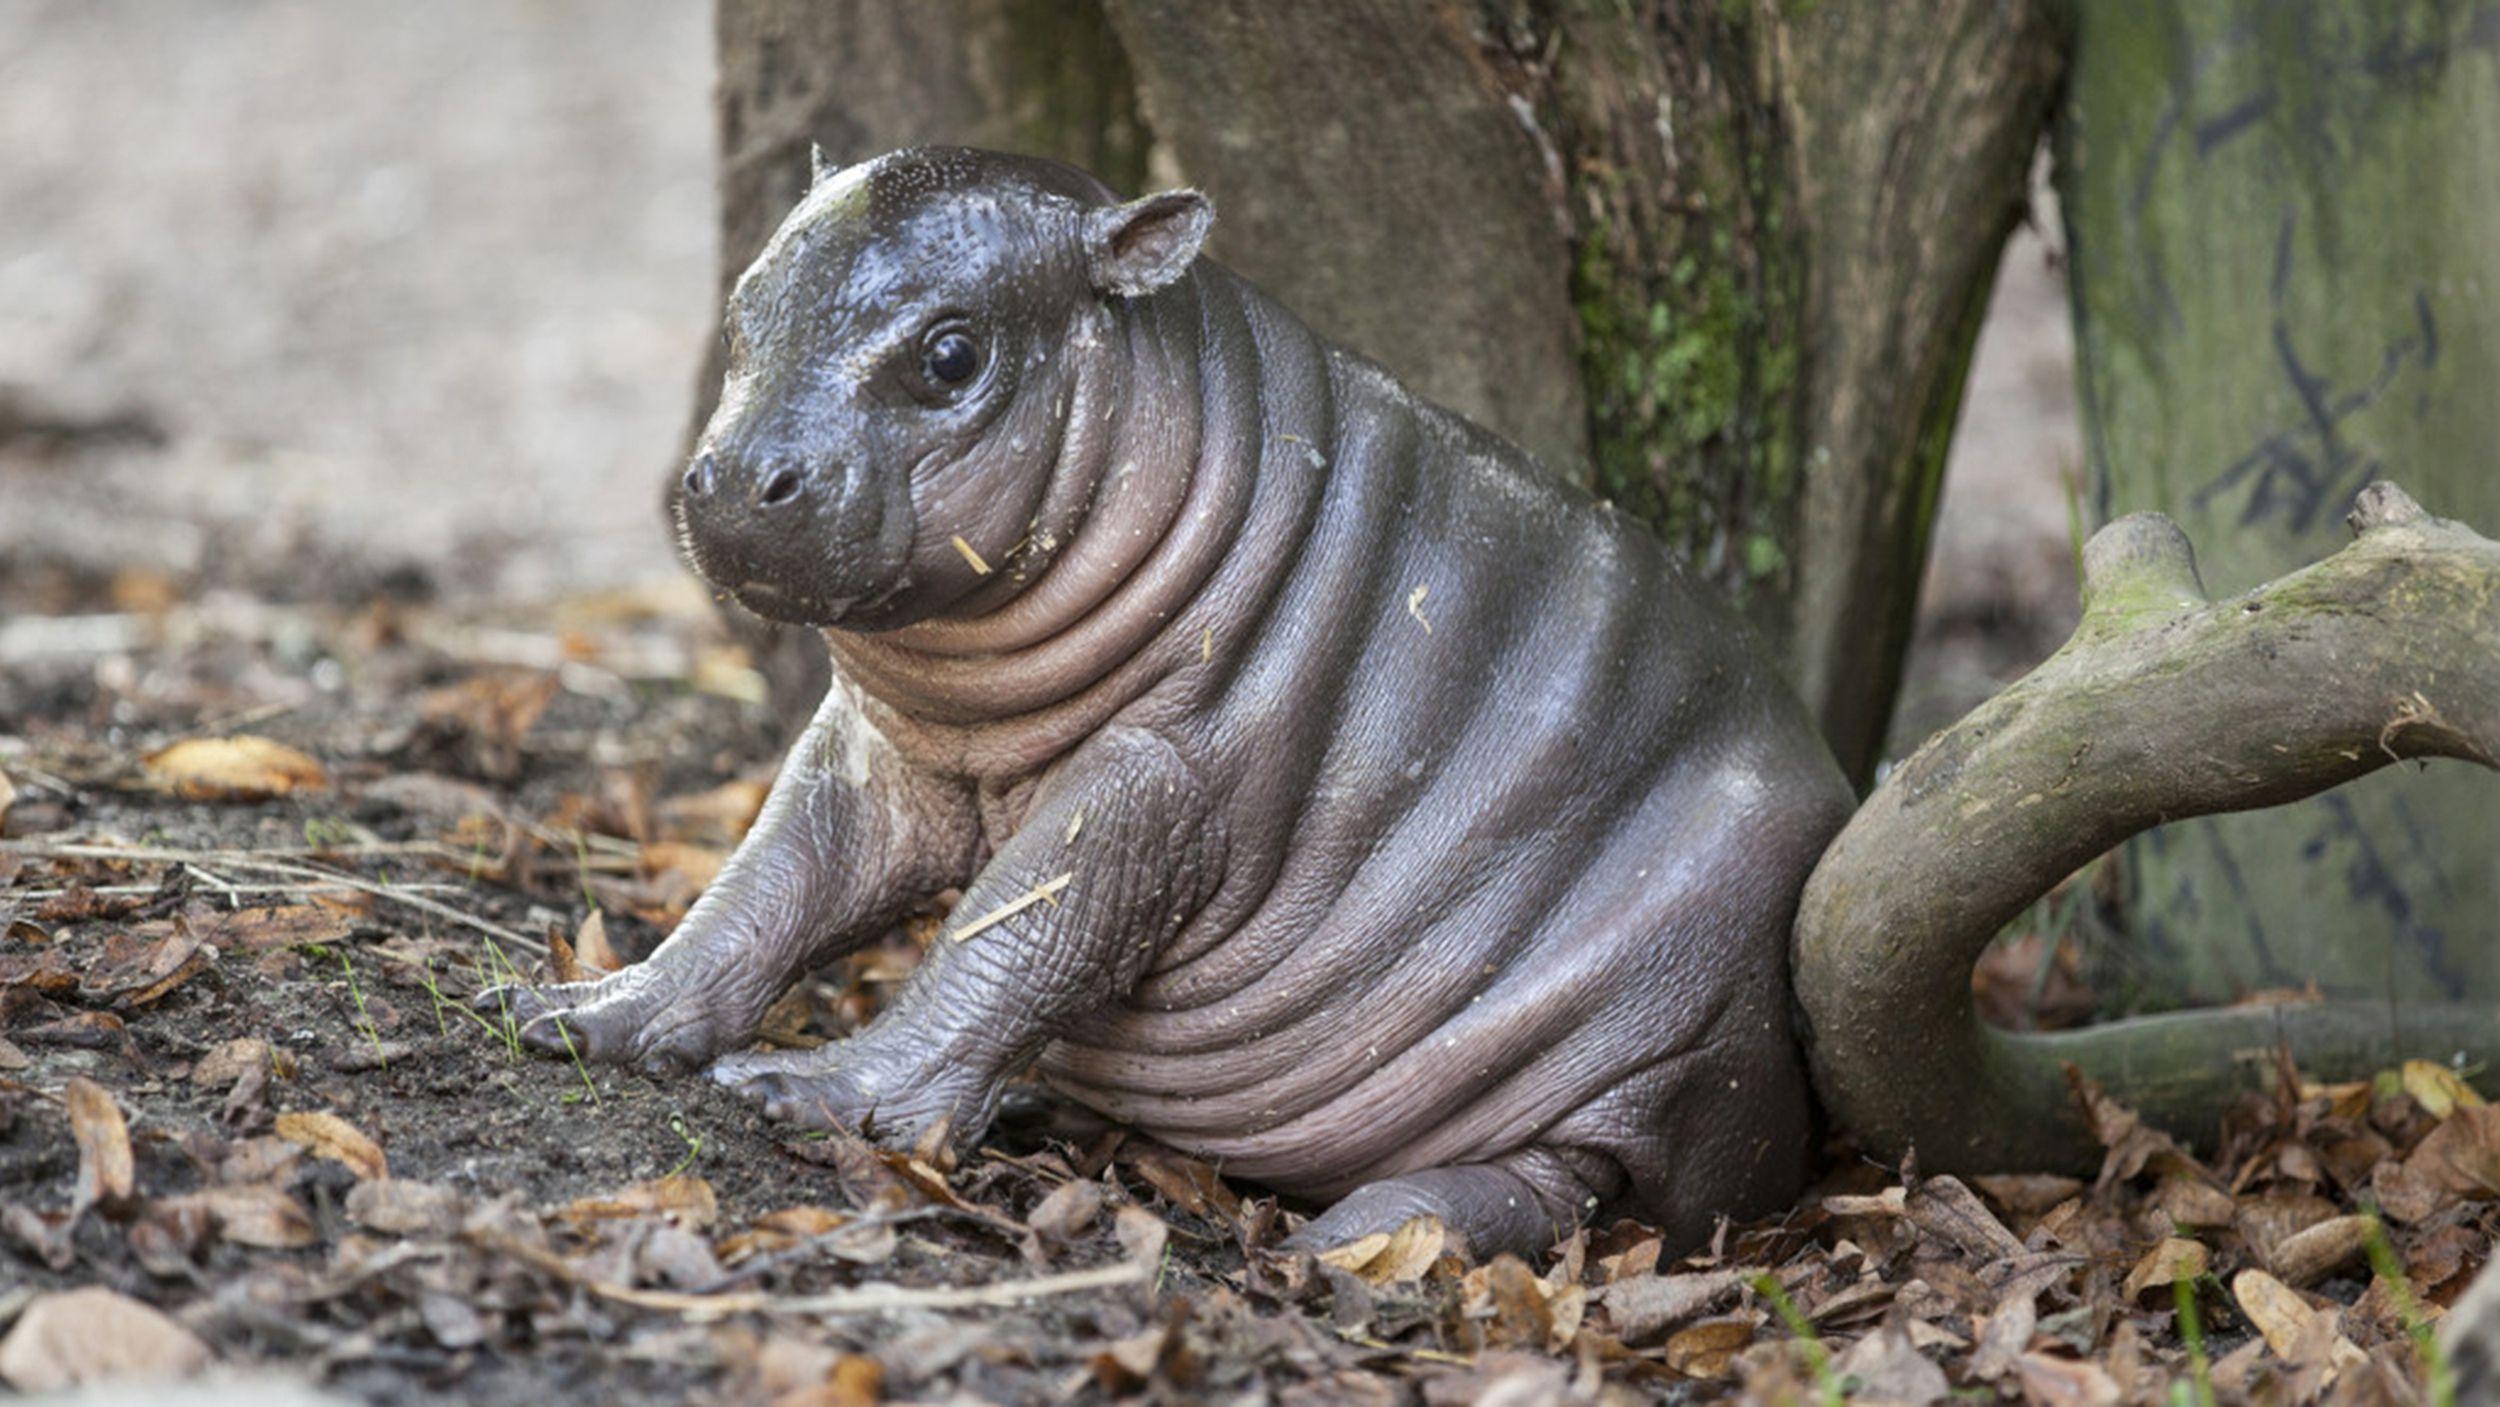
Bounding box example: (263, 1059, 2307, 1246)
(1286, 1149, 1613, 1262)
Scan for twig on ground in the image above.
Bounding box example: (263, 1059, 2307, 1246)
(470, 1227, 1144, 1320)
(0, 839, 546, 954)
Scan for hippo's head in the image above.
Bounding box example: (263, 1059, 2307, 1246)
(671, 146, 1214, 629)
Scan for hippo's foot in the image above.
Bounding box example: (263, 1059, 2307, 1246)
(1286, 1162, 1575, 1262)
(470, 964, 762, 1076)
(708, 1041, 997, 1148)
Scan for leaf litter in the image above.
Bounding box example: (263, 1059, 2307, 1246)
(0, 572, 2493, 1404)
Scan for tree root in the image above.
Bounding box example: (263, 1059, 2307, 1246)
(1793, 481, 2500, 1172)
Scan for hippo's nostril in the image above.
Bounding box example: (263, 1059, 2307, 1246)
(758, 467, 804, 508)
(682, 453, 716, 499)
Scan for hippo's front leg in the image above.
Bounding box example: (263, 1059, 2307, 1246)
(479, 683, 975, 1074)
(710, 726, 1217, 1146)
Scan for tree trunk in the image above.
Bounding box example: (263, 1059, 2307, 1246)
(702, 0, 2064, 782)
(2060, 0, 2500, 1004)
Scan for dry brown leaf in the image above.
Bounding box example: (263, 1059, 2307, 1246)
(82, 928, 211, 1008)
(2231, 1267, 2365, 1374)
(345, 1177, 464, 1236)
(2120, 1237, 2208, 1300)
(192, 1036, 271, 1089)
(196, 903, 358, 952)
(415, 670, 559, 779)
(2268, 1213, 2374, 1287)
(275, 1109, 388, 1180)
(641, 840, 727, 893)
(575, 907, 622, 973)
(2402, 1059, 2485, 1119)
(656, 775, 771, 846)
(1830, 1314, 1950, 1404)
(563, 1173, 719, 1231)
(0, 769, 15, 831)
(2408, 1104, 2500, 1198)
(2013, 1351, 2121, 1406)
(0, 1285, 212, 1391)
(1317, 1214, 1445, 1286)
(170, 1182, 318, 1248)
(1129, 1146, 1241, 1221)
(2148, 1174, 2236, 1229)
(1114, 1205, 1170, 1268)
(1605, 1269, 1750, 1344)
(66, 1075, 134, 1215)
(1027, 1178, 1105, 1242)
(144, 735, 327, 800)
(1904, 1174, 2026, 1261)
(2369, 1157, 2451, 1224)
(1969, 1290, 2038, 1383)
(1665, 1316, 1756, 1379)
(0, 1036, 26, 1071)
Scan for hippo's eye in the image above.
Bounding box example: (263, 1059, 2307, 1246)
(922, 330, 981, 387)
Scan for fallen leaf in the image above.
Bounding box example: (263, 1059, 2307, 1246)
(195, 903, 358, 951)
(2232, 1267, 2366, 1375)
(82, 927, 211, 1008)
(1114, 1205, 1170, 1268)
(144, 735, 327, 800)
(2268, 1214, 2373, 1287)
(275, 1110, 388, 1180)
(1604, 1269, 1750, 1343)
(67, 1076, 134, 1215)
(0, 769, 15, 831)
(2408, 1105, 2500, 1198)
(2402, 1059, 2485, 1119)
(562, 1173, 718, 1231)
(2013, 1351, 2121, 1406)
(1129, 1146, 1241, 1222)
(574, 907, 622, 973)
(1466, 1253, 1582, 1352)
(345, 1177, 464, 1236)
(1969, 1289, 2038, 1382)
(1663, 1316, 1755, 1379)
(1831, 1313, 1950, 1404)
(1027, 1178, 1105, 1242)
(164, 1182, 317, 1248)
(17, 1010, 125, 1048)
(0, 1036, 26, 1071)
(656, 775, 771, 845)
(1904, 1174, 2026, 1261)
(414, 670, 558, 780)
(640, 840, 726, 899)
(0, 1285, 212, 1391)
(1317, 1215, 1445, 1286)
(2120, 1237, 2208, 1300)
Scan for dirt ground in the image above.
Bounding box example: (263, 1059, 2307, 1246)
(8, 6, 2482, 1405)
(2, 591, 2492, 1405)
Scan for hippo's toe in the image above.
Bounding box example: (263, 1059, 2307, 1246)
(1287, 1162, 1575, 1262)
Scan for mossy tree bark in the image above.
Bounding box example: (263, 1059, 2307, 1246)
(2060, 0, 2500, 1003)
(702, 0, 2066, 783)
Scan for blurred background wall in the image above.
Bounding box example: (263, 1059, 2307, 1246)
(0, 0, 2075, 744)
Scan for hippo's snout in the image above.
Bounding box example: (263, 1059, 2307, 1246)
(672, 440, 908, 626)
(680, 447, 816, 513)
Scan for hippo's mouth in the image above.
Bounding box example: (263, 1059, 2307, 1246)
(722, 578, 858, 626)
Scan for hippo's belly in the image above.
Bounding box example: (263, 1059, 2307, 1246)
(1033, 712, 1795, 1199)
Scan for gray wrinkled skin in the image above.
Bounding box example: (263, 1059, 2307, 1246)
(482, 148, 1855, 1258)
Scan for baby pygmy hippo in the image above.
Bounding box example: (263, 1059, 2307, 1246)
(486, 146, 1853, 1257)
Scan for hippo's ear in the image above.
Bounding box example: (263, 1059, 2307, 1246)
(1083, 190, 1214, 297)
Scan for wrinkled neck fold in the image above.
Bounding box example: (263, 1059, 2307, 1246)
(825, 274, 1270, 760)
